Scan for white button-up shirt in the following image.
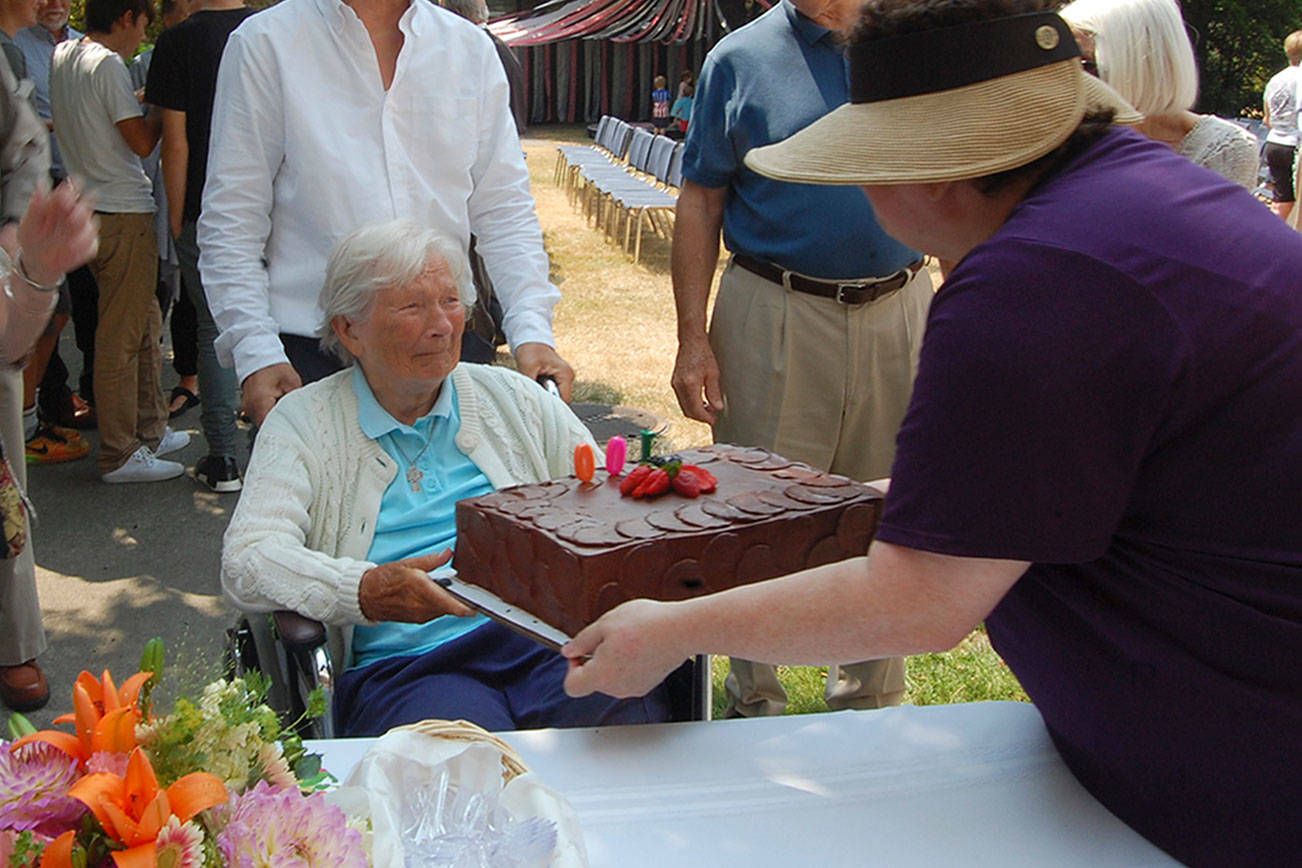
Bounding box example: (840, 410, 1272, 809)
(200, 0, 559, 382)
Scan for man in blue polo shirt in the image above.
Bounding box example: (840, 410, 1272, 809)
(670, 0, 932, 717)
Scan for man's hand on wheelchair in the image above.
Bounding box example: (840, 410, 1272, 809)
(358, 551, 474, 623)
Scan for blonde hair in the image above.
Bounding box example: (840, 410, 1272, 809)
(1060, 0, 1199, 116)
(1286, 30, 1302, 65)
(318, 220, 474, 365)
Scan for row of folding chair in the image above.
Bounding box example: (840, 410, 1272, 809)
(552, 116, 634, 199)
(554, 116, 685, 262)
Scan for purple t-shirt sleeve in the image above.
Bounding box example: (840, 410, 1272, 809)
(877, 240, 1191, 564)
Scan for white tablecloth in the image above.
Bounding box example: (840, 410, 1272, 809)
(308, 701, 1176, 866)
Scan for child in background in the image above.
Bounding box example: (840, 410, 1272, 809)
(650, 74, 671, 132)
(672, 82, 694, 134)
(677, 69, 694, 98)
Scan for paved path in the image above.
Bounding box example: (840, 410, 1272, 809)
(16, 339, 662, 729)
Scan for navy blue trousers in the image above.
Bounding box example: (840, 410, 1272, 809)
(334, 621, 672, 737)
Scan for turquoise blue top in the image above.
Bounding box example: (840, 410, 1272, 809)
(681, 0, 918, 278)
(348, 366, 492, 669)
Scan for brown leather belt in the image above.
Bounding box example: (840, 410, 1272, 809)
(733, 254, 924, 305)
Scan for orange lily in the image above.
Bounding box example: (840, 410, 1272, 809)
(67, 747, 227, 868)
(10, 669, 150, 764)
(37, 831, 75, 868)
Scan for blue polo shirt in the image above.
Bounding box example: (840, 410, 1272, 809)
(682, 0, 917, 279)
(349, 367, 491, 670)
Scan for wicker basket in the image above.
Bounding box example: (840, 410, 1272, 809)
(393, 718, 530, 782)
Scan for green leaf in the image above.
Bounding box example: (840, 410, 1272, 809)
(293, 753, 321, 779)
(6, 712, 36, 740)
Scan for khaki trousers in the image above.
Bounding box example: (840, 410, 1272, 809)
(89, 212, 166, 475)
(709, 258, 933, 715)
(0, 365, 44, 665)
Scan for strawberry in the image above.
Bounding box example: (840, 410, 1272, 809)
(671, 468, 702, 498)
(634, 467, 671, 498)
(679, 464, 717, 492)
(620, 464, 653, 496)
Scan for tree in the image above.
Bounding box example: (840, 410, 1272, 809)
(1183, 0, 1302, 117)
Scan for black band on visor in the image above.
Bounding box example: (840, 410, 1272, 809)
(848, 12, 1081, 104)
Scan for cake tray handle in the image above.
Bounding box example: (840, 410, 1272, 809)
(430, 569, 577, 654)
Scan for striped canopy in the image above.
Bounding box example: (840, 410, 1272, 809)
(490, 0, 771, 46)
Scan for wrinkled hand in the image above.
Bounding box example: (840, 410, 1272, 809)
(562, 599, 688, 699)
(358, 551, 474, 623)
(514, 342, 575, 402)
(241, 362, 303, 426)
(670, 335, 723, 425)
(15, 181, 99, 286)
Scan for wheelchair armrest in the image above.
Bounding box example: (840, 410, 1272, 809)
(272, 610, 327, 653)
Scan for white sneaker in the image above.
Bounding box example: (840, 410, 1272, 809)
(102, 446, 185, 483)
(152, 427, 190, 458)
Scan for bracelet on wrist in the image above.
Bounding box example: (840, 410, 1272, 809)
(12, 249, 61, 293)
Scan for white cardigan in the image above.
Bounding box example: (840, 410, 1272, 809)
(221, 363, 597, 665)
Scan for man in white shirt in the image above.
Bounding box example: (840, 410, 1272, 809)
(1263, 30, 1302, 221)
(51, 0, 191, 482)
(201, 0, 573, 425)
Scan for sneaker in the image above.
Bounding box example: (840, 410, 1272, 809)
(25, 424, 90, 465)
(152, 427, 191, 458)
(102, 445, 184, 483)
(194, 454, 242, 493)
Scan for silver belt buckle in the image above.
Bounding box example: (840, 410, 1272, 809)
(835, 282, 864, 304)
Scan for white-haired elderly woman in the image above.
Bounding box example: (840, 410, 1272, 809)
(222, 219, 670, 736)
(1061, 0, 1258, 189)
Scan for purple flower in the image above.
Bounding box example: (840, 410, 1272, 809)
(216, 780, 366, 868)
(0, 741, 86, 837)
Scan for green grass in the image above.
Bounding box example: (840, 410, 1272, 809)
(709, 626, 1028, 718)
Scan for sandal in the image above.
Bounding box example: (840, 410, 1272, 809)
(168, 386, 201, 419)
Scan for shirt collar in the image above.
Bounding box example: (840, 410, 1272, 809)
(351, 364, 454, 441)
(783, 0, 834, 47)
(314, 0, 422, 36)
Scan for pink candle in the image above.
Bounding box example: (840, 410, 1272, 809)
(605, 435, 628, 475)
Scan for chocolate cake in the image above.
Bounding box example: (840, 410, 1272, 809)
(453, 444, 884, 637)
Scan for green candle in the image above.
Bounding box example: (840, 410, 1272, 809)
(640, 428, 656, 462)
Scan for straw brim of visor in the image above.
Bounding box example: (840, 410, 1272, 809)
(744, 61, 1141, 187)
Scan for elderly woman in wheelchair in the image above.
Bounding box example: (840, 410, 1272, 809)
(221, 219, 671, 737)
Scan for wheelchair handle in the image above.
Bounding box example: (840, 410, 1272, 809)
(536, 374, 561, 398)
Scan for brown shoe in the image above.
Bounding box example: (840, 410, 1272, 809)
(0, 660, 50, 711)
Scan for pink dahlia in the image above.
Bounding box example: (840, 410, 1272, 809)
(0, 741, 85, 836)
(216, 780, 366, 868)
(155, 816, 205, 868)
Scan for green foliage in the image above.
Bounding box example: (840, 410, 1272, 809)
(1183, 0, 1302, 117)
(7, 831, 42, 868)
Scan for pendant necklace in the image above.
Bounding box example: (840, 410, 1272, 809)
(392, 424, 436, 493)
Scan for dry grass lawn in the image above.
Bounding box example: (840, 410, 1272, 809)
(519, 126, 713, 450)
(518, 125, 1027, 715)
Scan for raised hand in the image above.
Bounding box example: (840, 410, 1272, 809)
(16, 180, 99, 286)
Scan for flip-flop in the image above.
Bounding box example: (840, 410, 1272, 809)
(168, 386, 201, 419)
